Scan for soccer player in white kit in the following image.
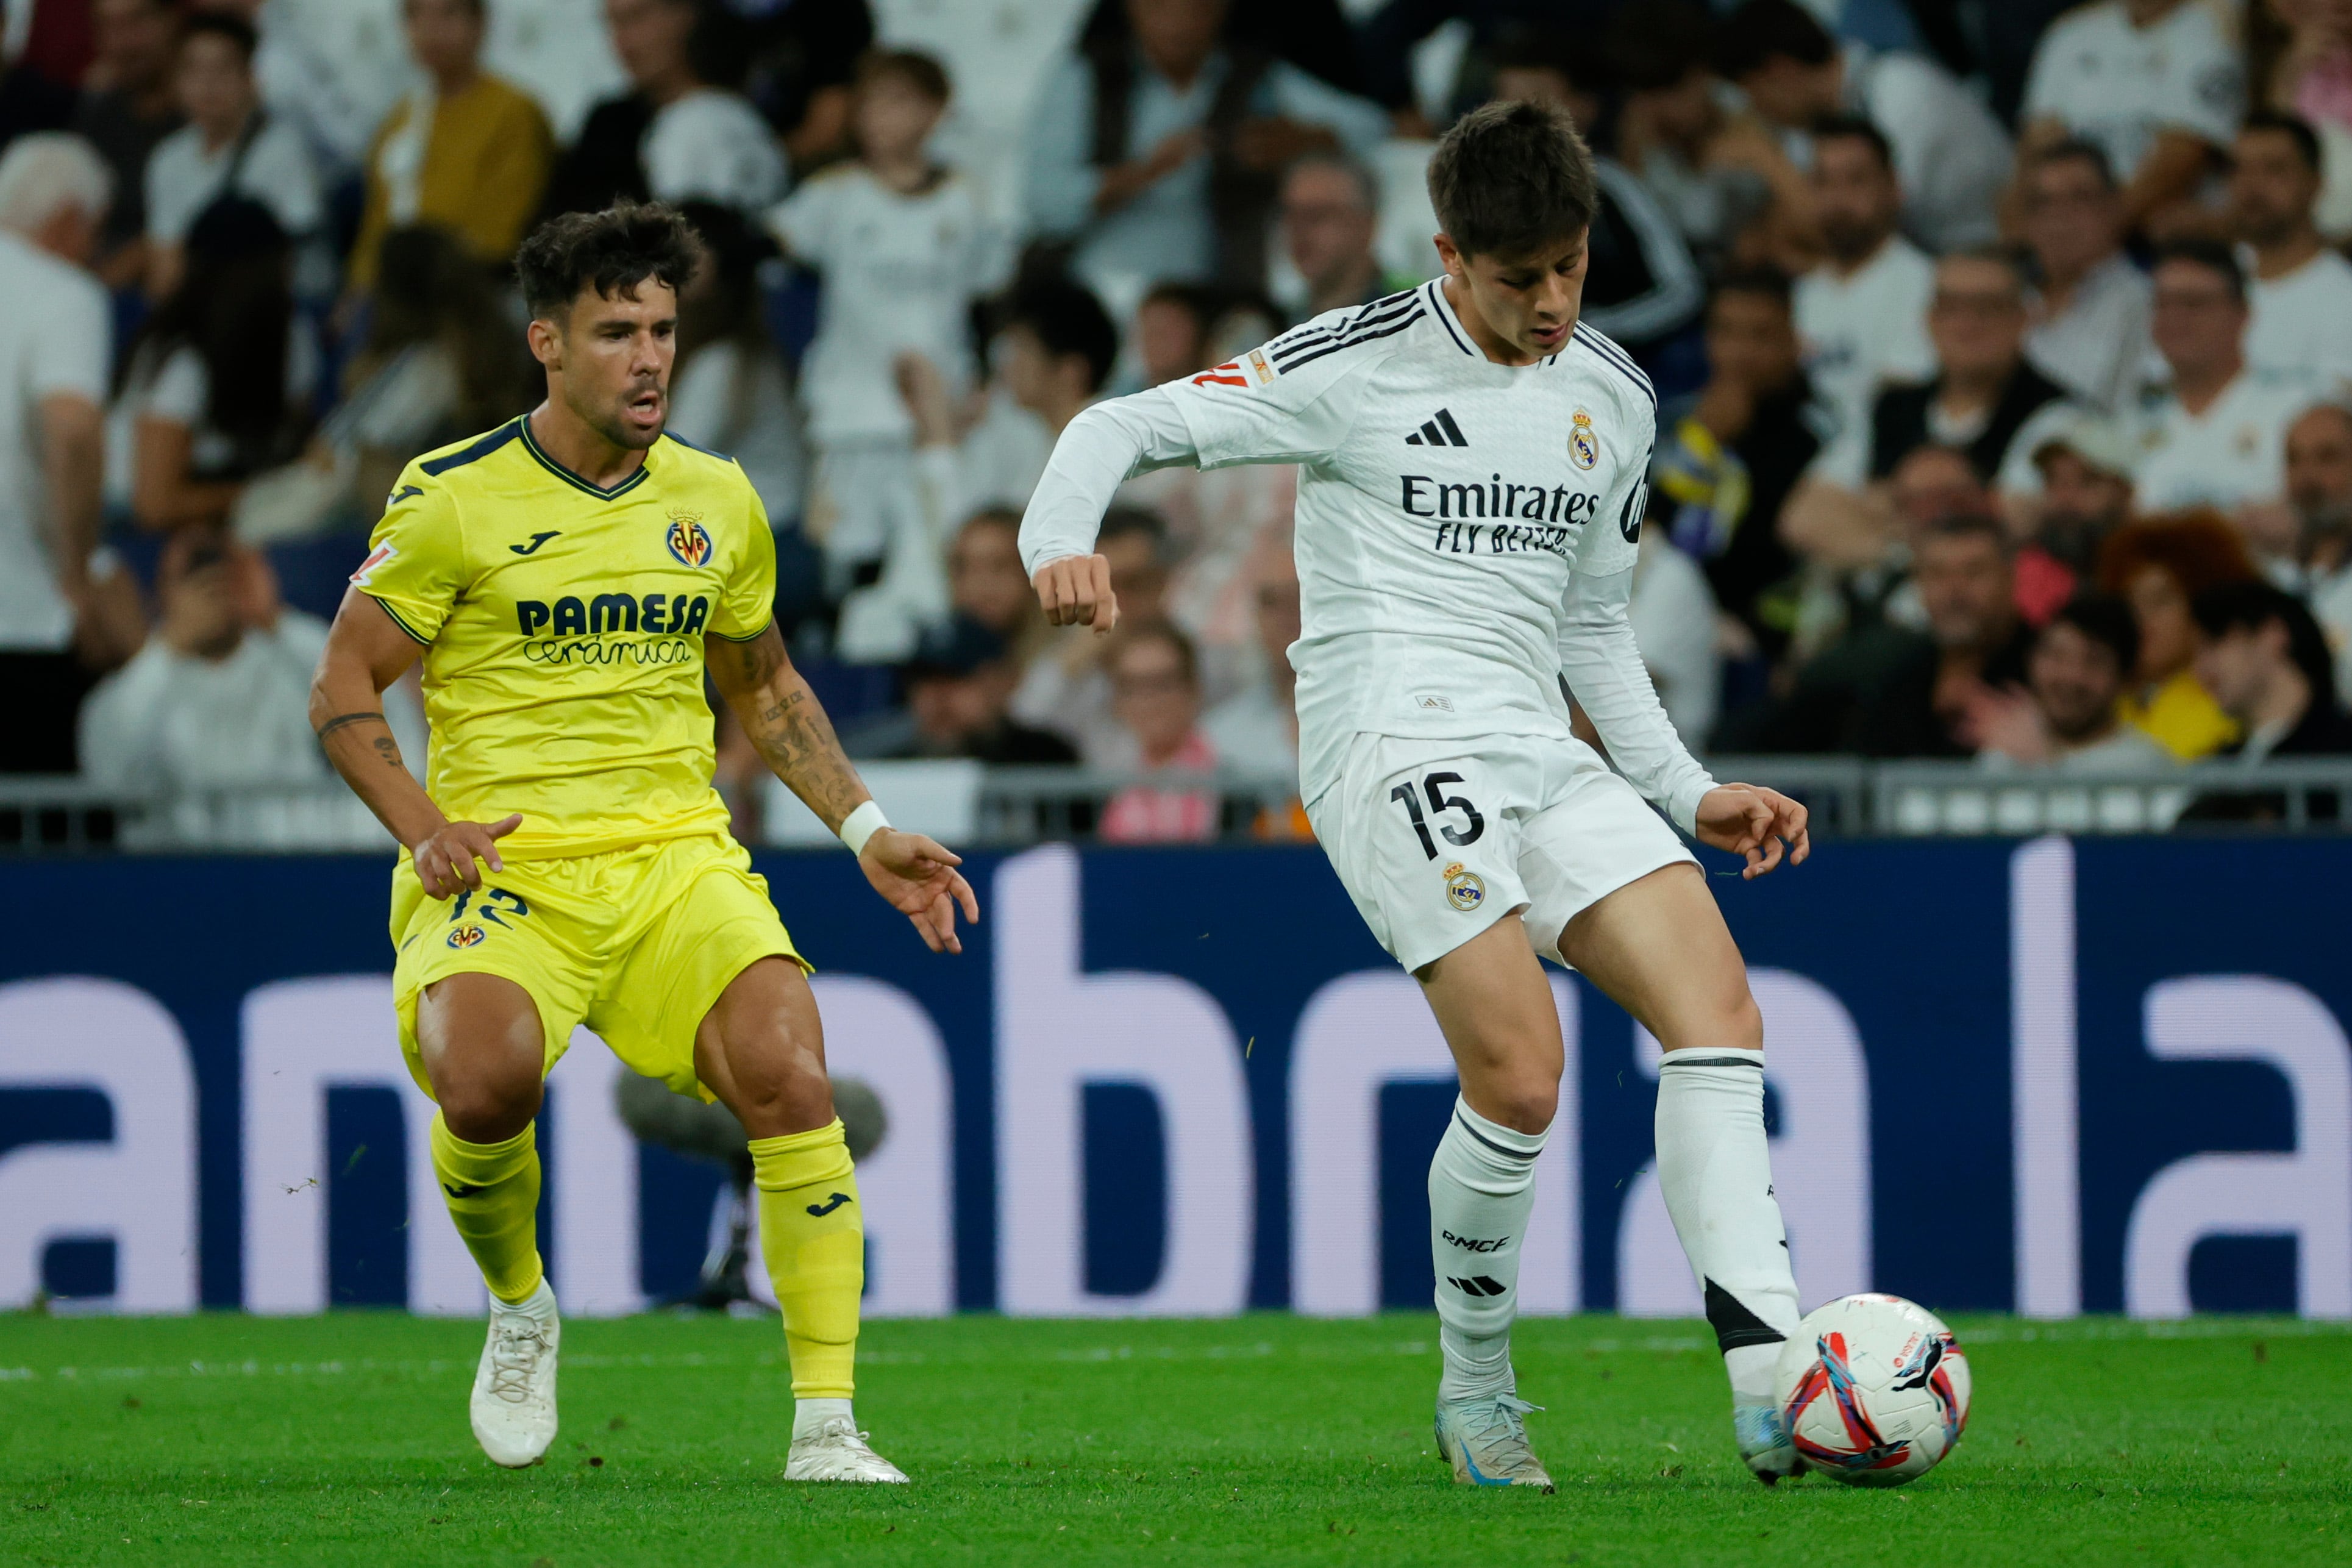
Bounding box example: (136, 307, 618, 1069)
(1019, 102, 1814, 1489)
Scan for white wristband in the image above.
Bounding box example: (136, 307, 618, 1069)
(839, 799, 889, 858)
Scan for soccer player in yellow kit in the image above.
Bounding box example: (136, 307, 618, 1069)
(308, 203, 975, 1482)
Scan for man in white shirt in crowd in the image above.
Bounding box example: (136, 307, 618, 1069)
(0, 134, 117, 774)
(143, 12, 318, 297)
(1280, 151, 1393, 321)
(2132, 240, 2316, 515)
(1791, 116, 1935, 462)
(2020, 0, 2243, 237)
(1714, 0, 2011, 252)
(1201, 549, 1300, 776)
(2230, 110, 2352, 396)
(79, 530, 424, 845)
(2281, 401, 2352, 698)
(2019, 138, 2153, 413)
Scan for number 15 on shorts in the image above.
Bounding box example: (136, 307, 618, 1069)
(1390, 771, 1485, 860)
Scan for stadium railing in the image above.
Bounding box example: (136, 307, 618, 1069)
(5, 759, 2349, 852)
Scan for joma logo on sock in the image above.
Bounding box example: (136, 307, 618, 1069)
(1441, 1230, 1509, 1253)
(805, 1191, 853, 1217)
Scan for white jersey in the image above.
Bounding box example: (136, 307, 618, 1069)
(1019, 279, 1716, 830)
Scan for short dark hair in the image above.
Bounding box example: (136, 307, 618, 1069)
(1098, 504, 1170, 564)
(2191, 580, 2339, 707)
(1714, 0, 1834, 80)
(2241, 108, 2324, 174)
(1711, 265, 1792, 310)
(1603, 0, 1714, 92)
(1001, 279, 1119, 394)
(2048, 592, 2140, 677)
(182, 12, 258, 62)
(2030, 135, 2118, 193)
(1917, 511, 2012, 557)
(1427, 99, 1597, 260)
(1812, 113, 1894, 174)
(515, 201, 700, 323)
(1110, 618, 1199, 688)
(2151, 237, 2246, 303)
(856, 47, 950, 105)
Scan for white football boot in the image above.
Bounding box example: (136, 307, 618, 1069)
(784, 1414, 910, 1483)
(1433, 1394, 1554, 1489)
(470, 1278, 559, 1467)
(1735, 1402, 1804, 1486)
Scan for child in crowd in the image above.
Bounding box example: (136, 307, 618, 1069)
(767, 48, 1010, 652)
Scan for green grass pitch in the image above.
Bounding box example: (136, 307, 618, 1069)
(3, 1312, 2346, 1567)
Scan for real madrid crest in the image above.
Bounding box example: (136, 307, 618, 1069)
(1569, 408, 1601, 471)
(1442, 861, 1486, 912)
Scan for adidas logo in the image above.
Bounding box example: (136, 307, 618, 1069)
(1403, 408, 1469, 447)
(1447, 1274, 1508, 1297)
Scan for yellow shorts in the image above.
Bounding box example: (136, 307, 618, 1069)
(390, 833, 807, 1103)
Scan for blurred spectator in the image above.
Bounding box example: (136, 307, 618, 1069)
(196, 0, 413, 178)
(1969, 592, 2172, 774)
(1629, 524, 1723, 749)
(1486, 29, 1703, 354)
(948, 507, 1051, 677)
(843, 615, 1077, 765)
(2265, 0, 2352, 233)
(736, 0, 872, 173)
(1278, 151, 1400, 319)
(1133, 280, 1220, 386)
(1713, 0, 2011, 252)
(1022, 0, 1388, 306)
(2020, 0, 2243, 236)
(1202, 549, 1298, 774)
(1790, 250, 2075, 573)
(1655, 266, 1827, 657)
(1729, 513, 2033, 757)
(1014, 503, 1168, 761)
(79, 531, 428, 841)
(2132, 240, 2312, 515)
(348, 0, 554, 294)
(669, 201, 802, 533)
(2190, 579, 2352, 755)
(1791, 118, 1934, 472)
(0, 132, 119, 773)
(997, 276, 1121, 446)
(144, 13, 318, 299)
(2019, 138, 2154, 415)
(115, 197, 312, 534)
(71, 0, 182, 291)
(2097, 511, 2261, 759)
(772, 49, 1005, 645)
(0, 0, 79, 157)
(1608, 0, 1800, 270)
(1352, 0, 1617, 127)
(2231, 110, 2352, 393)
(1097, 617, 1219, 843)
(235, 224, 524, 544)
(542, 0, 783, 218)
(2281, 400, 2352, 696)
(2019, 418, 2139, 626)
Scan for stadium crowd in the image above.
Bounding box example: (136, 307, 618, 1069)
(4, 0, 2352, 844)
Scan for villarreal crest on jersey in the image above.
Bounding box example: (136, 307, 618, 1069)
(354, 416, 776, 858)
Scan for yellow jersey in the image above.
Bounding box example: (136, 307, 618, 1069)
(355, 414, 775, 859)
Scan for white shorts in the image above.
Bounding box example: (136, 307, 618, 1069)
(1306, 732, 1698, 974)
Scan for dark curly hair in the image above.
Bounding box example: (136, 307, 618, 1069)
(515, 201, 700, 323)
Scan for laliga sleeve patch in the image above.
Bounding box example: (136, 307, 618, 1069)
(350, 542, 398, 585)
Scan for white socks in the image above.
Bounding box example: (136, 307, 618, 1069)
(1653, 1052, 1801, 1406)
(793, 1397, 855, 1440)
(1429, 1096, 1548, 1403)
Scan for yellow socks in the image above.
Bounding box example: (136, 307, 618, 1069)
(750, 1118, 863, 1399)
(427, 1113, 544, 1305)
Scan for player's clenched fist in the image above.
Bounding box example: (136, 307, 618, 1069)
(410, 813, 524, 897)
(1032, 552, 1119, 633)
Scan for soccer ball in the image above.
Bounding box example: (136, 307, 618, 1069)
(1773, 1294, 1970, 1486)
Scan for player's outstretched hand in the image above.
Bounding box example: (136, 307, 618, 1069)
(1032, 553, 1120, 634)
(410, 814, 524, 898)
(860, 829, 982, 953)
(1694, 784, 1809, 880)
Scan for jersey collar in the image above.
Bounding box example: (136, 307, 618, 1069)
(1425, 277, 1564, 367)
(518, 414, 653, 501)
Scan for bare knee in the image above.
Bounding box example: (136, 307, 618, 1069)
(436, 1077, 541, 1144)
(1656, 985, 1763, 1055)
(1475, 1076, 1559, 1136)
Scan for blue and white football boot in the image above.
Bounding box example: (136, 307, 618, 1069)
(1735, 1401, 1805, 1485)
(1433, 1394, 1554, 1490)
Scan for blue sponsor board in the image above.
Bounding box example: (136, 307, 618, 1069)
(0, 838, 2345, 1320)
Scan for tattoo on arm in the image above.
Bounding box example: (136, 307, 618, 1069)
(370, 733, 404, 769)
(741, 669, 866, 830)
(316, 711, 388, 740)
